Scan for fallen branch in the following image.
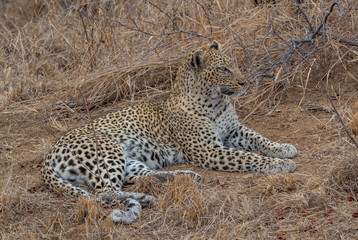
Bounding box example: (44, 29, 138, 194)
(331, 33, 358, 47)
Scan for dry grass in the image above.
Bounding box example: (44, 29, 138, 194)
(1, 0, 358, 239)
(1, 0, 356, 109)
(349, 101, 358, 135)
(326, 156, 358, 196)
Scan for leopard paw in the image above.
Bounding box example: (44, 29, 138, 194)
(281, 144, 297, 158)
(265, 159, 296, 174)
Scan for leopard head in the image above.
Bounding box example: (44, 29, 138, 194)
(190, 41, 247, 98)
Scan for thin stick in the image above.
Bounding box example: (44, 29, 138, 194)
(321, 78, 358, 148)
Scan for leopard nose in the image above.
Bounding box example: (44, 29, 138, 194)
(238, 78, 247, 86)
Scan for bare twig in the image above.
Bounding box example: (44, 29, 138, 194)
(148, 1, 179, 30)
(61, 0, 69, 10)
(294, 0, 313, 32)
(253, 1, 355, 86)
(308, 2, 342, 40)
(199, 0, 252, 65)
(321, 78, 358, 148)
(78, 8, 94, 70)
(331, 33, 358, 47)
(263, 1, 358, 148)
(114, 18, 205, 38)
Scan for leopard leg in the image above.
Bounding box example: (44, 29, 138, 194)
(42, 135, 154, 224)
(123, 159, 201, 185)
(224, 124, 297, 159)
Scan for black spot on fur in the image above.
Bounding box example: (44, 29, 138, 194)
(85, 162, 94, 170)
(79, 166, 86, 174)
(127, 203, 136, 208)
(69, 169, 78, 175)
(59, 164, 66, 171)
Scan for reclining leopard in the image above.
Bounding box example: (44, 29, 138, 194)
(41, 41, 297, 224)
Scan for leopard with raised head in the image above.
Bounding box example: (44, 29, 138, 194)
(41, 41, 297, 224)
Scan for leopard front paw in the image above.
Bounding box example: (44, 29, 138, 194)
(265, 159, 296, 174)
(281, 144, 297, 158)
(110, 199, 142, 224)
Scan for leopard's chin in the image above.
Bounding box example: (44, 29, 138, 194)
(220, 87, 235, 96)
(220, 87, 241, 98)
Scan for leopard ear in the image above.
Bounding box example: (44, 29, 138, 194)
(191, 50, 206, 69)
(210, 40, 222, 51)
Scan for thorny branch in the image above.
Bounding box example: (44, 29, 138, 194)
(322, 77, 358, 148)
(249, 0, 357, 86)
(107, 1, 207, 62)
(270, 1, 358, 148)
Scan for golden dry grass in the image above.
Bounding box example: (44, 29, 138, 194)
(349, 101, 358, 134)
(1, 0, 358, 239)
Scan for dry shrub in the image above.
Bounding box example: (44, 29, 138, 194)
(213, 228, 230, 240)
(123, 175, 163, 196)
(159, 175, 207, 227)
(0, 0, 356, 111)
(45, 211, 65, 236)
(1, 0, 358, 239)
(0, 0, 47, 26)
(254, 173, 300, 195)
(70, 61, 178, 108)
(252, 174, 306, 211)
(76, 196, 104, 224)
(0, 176, 22, 220)
(251, 174, 331, 212)
(325, 157, 358, 196)
(349, 101, 358, 135)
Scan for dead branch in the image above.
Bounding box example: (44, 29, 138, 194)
(248, 0, 356, 89)
(297, 1, 358, 148)
(331, 33, 358, 47)
(322, 79, 358, 148)
(272, 1, 358, 148)
(61, 0, 69, 9)
(294, 0, 313, 32)
(197, 0, 252, 65)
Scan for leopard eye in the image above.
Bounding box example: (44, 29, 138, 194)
(218, 66, 232, 74)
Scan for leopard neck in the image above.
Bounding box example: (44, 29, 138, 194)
(167, 63, 231, 116)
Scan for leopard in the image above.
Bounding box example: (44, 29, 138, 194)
(41, 41, 297, 224)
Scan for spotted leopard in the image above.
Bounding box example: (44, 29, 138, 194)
(41, 41, 297, 224)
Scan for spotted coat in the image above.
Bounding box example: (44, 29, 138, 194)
(41, 41, 297, 224)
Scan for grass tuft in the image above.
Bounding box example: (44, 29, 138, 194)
(76, 196, 104, 224)
(159, 175, 207, 227)
(349, 101, 358, 135)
